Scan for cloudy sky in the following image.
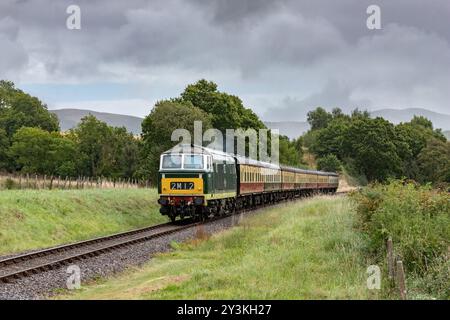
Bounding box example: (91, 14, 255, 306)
(1, 0, 449, 120)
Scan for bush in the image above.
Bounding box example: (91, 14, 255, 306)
(352, 181, 450, 298)
(4, 178, 16, 190)
(317, 154, 342, 172)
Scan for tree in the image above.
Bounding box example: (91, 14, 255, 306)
(343, 117, 402, 181)
(310, 118, 350, 159)
(278, 135, 303, 167)
(0, 81, 59, 138)
(110, 127, 140, 178)
(317, 154, 342, 172)
(9, 127, 77, 176)
(179, 79, 266, 132)
(140, 100, 213, 181)
(410, 115, 433, 130)
(417, 139, 450, 184)
(0, 128, 9, 170)
(307, 107, 333, 131)
(70, 115, 113, 177)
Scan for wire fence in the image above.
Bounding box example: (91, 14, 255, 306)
(0, 173, 152, 190)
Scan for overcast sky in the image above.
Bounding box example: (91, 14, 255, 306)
(1, 0, 449, 120)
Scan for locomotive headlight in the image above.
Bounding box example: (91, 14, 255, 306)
(194, 197, 204, 205)
(158, 198, 168, 206)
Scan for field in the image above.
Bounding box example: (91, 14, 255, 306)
(60, 196, 378, 300)
(0, 188, 165, 255)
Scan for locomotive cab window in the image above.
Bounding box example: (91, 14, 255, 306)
(183, 155, 204, 169)
(161, 155, 182, 169)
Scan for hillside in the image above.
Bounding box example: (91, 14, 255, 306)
(370, 108, 450, 130)
(51, 109, 143, 134)
(0, 189, 164, 255)
(51, 107, 450, 139)
(267, 108, 450, 139)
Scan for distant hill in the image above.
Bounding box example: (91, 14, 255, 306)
(370, 108, 450, 130)
(265, 108, 450, 140)
(264, 121, 310, 139)
(51, 107, 450, 140)
(51, 109, 143, 134)
(444, 131, 450, 140)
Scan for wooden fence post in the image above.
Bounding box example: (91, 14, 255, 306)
(396, 260, 407, 300)
(387, 237, 395, 281)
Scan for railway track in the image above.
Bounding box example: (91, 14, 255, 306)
(0, 220, 200, 283)
(0, 191, 349, 284)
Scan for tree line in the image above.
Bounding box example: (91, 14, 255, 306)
(0, 81, 139, 180)
(1, 79, 447, 186)
(0, 80, 303, 183)
(303, 107, 450, 185)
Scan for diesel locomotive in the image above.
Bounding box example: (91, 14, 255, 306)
(157, 144, 339, 221)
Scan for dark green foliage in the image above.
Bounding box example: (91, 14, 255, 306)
(417, 139, 450, 184)
(304, 107, 448, 184)
(0, 81, 59, 138)
(9, 127, 77, 176)
(344, 117, 402, 181)
(278, 135, 303, 167)
(307, 107, 333, 130)
(70, 115, 140, 178)
(0, 128, 9, 170)
(317, 154, 342, 172)
(179, 79, 266, 132)
(352, 182, 450, 298)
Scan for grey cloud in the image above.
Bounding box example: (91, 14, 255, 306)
(0, 16, 28, 78)
(263, 81, 372, 121)
(0, 0, 449, 117)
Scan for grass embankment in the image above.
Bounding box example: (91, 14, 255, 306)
(62, 196, 376, 300)
(0, 188, 164, 255)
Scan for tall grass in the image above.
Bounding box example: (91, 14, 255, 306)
(60, 196, 375, 300)
(0, 188, 165, 255)
(351, 181, 450, 299)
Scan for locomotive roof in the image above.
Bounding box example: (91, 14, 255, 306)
(163, 144, 338, 175)
(162, 144, 236, 161)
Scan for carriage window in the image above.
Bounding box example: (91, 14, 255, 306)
(183, 155, 204, 169)
(162, 155, 182, 169)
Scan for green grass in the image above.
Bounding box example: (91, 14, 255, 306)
(0, 188, 165, 255)
(60, 196, 378, 300)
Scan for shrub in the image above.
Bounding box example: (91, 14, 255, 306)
(316, 154, 342, 172)
(4, 178, 16, 190)
(352, 181, 450, 298)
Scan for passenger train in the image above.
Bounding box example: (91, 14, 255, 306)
(157, 144, 339, 221)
